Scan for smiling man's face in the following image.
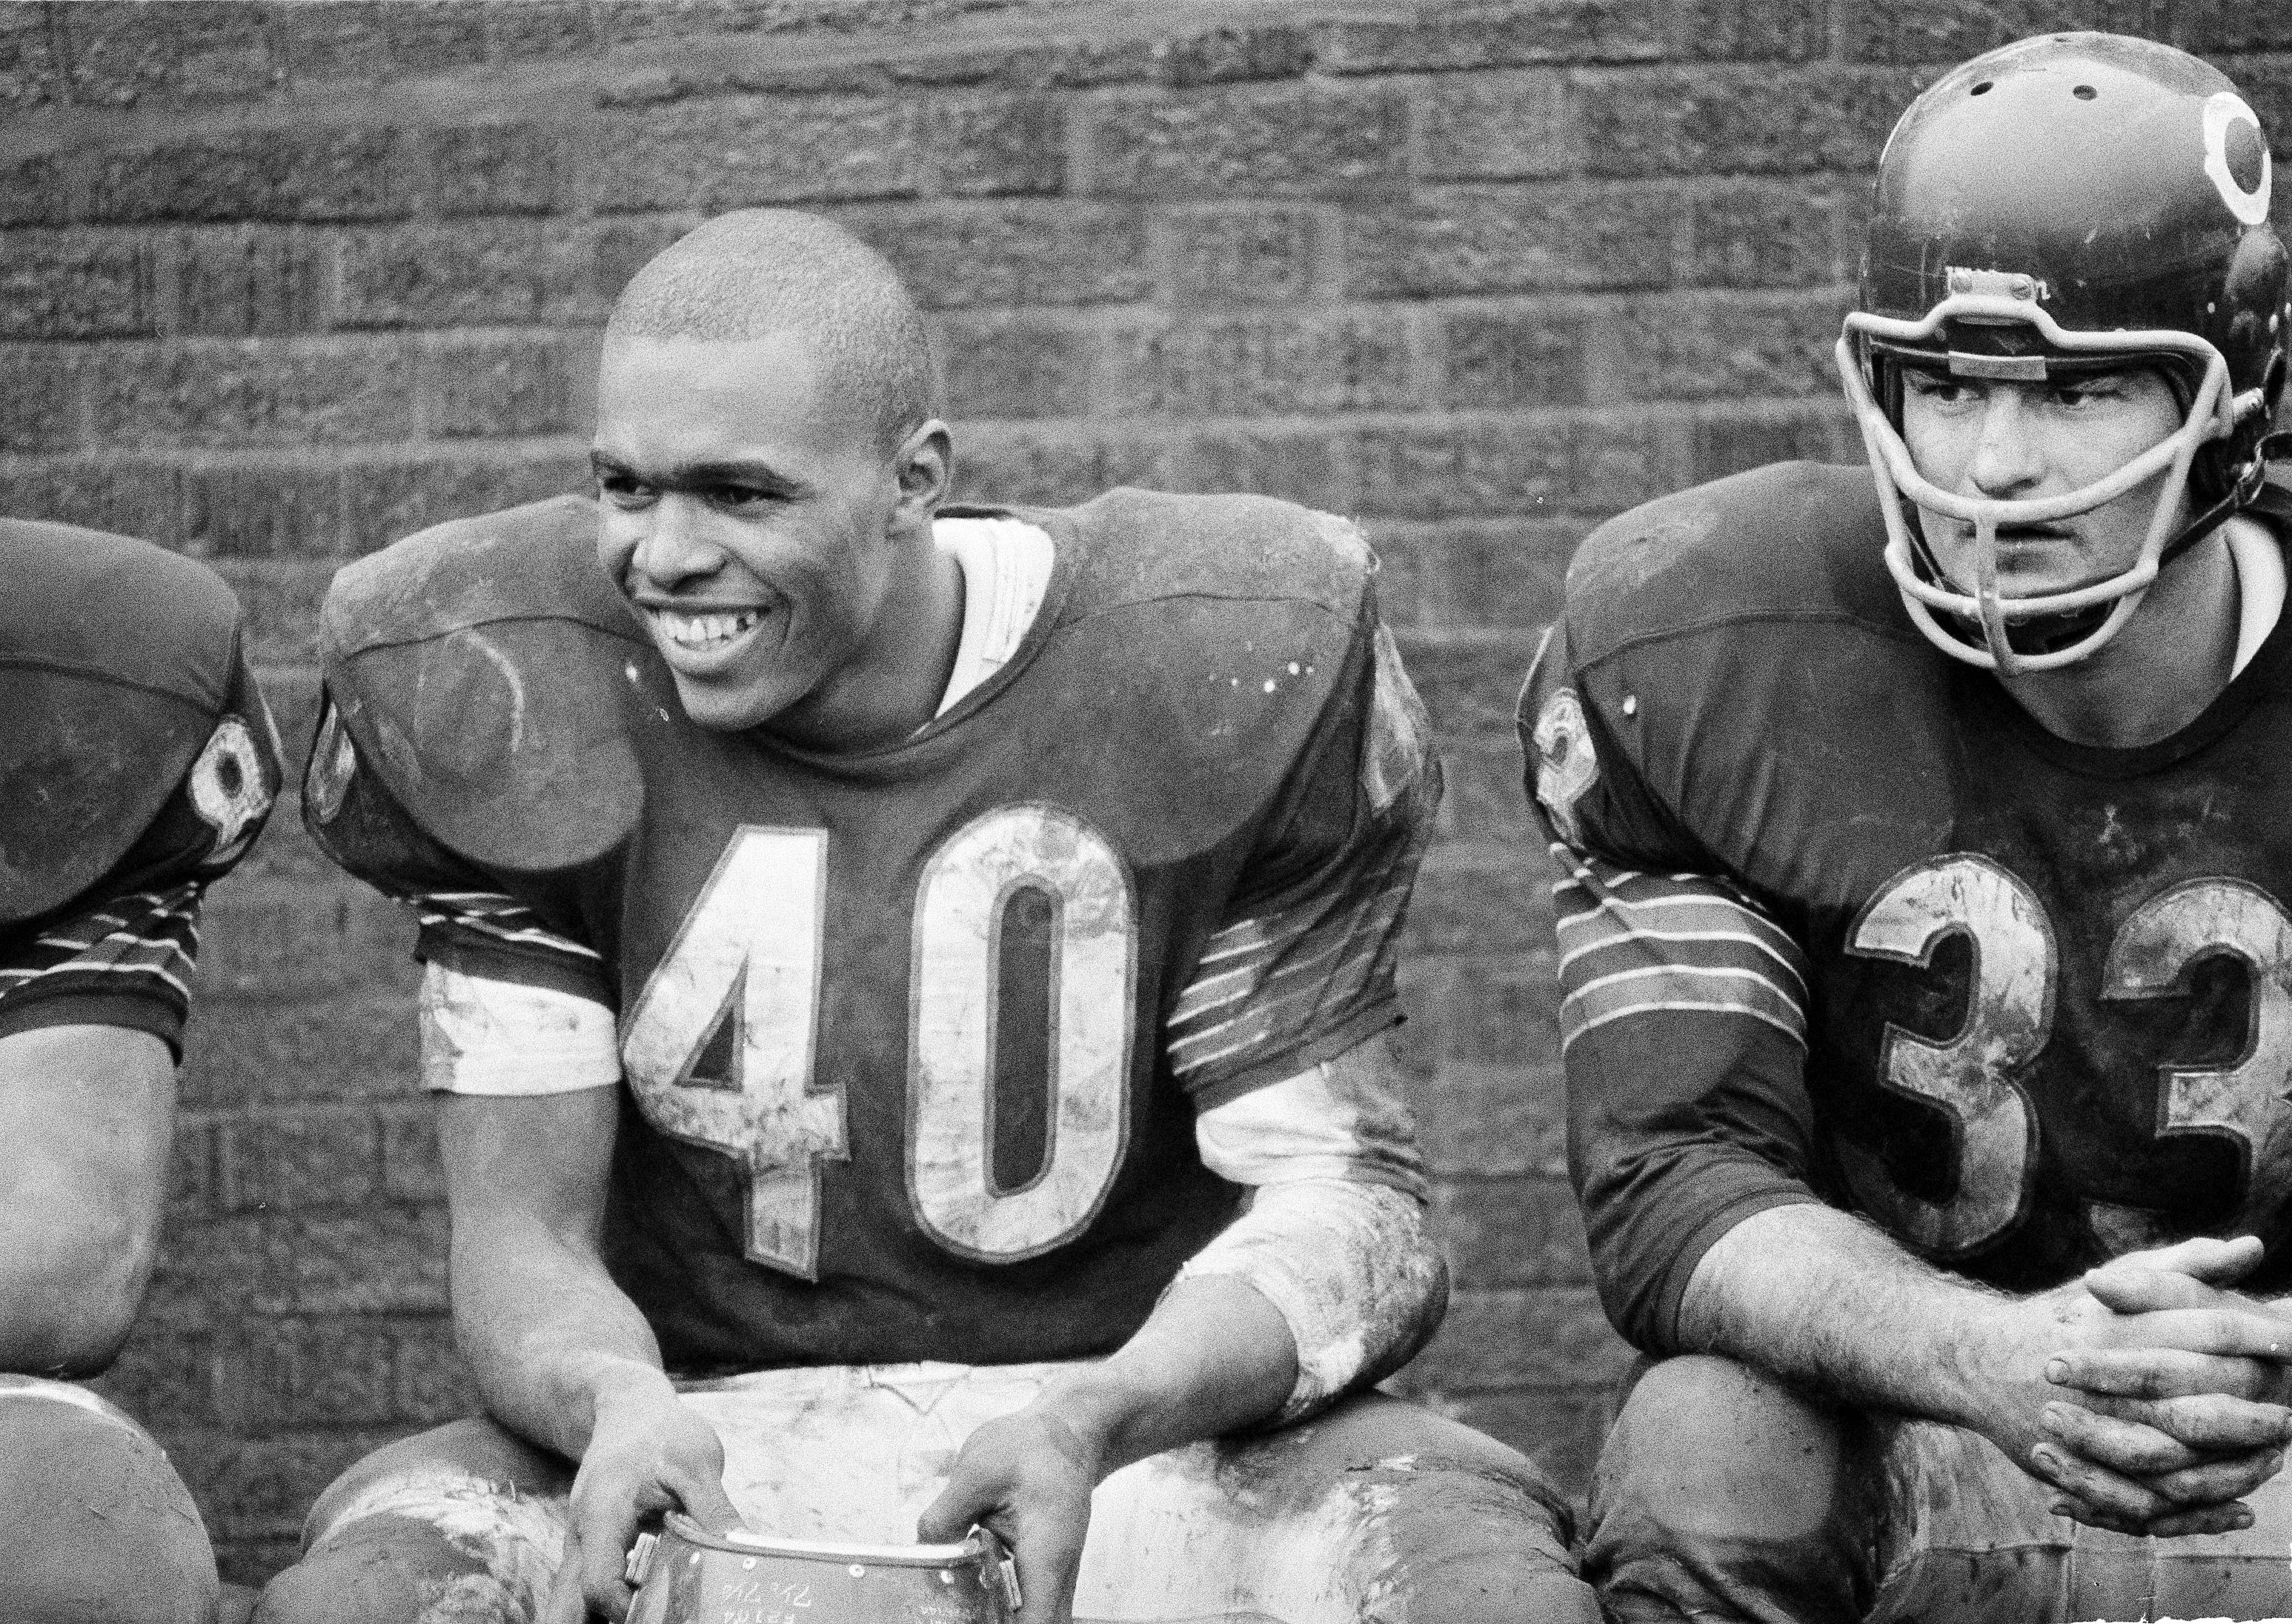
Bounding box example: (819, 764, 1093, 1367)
(1899, 364, 2188, 602)
(591, 329, 906, 734)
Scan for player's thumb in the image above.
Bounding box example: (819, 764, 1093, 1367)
(916, 1475, 994, 1545)
(541, 1532, 591, 1624)
(673, 1468, 745, 1539)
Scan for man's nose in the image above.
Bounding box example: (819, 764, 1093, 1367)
(1964, 391, 2046, 499)
(628, 496, 723, 589)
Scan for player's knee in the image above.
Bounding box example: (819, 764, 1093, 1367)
(1287, 1394, 1600, 1623)
(253, 1514, 523, 1624)
(253, 1421, 569, 1624)
(0, 1377, 216, 1624)
(1595, 1354, 1853, 1543)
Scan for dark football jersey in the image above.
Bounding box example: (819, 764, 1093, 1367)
(1522, 462, 2292, 1352)
(307, 490, 1437, 1375)
(0, 518, 282, 1056)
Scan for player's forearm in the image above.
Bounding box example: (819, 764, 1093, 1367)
(1676, 1202, 2020, 1428)
(1030, 1276, 1299, 1480)
(450, 1215, 671, 1461)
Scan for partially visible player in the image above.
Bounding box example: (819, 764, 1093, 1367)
(1522, 33, 2292, 1621)
(0, 519, 282, 1623)
(253, 209, 1596, 1624)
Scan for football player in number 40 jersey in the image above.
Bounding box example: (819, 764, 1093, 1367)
(1523, 32, 2292, 1623)
(0, 519, 281, 1623)
(251, 210, 1598, 1624)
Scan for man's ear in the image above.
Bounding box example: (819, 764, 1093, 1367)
(893, 419, 954, 522)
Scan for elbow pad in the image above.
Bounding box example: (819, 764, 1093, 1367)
(1177, 1179, 1448, 1424)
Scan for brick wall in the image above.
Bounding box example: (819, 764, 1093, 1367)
(4, 0, 2289, 1583)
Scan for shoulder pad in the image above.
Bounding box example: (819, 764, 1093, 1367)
(0, 520, 246, 924)
(1010, 488, 1375, 622)
(1563, 462, 1904, 668)
(319, 496, 648, 876)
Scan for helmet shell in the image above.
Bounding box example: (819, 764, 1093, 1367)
(1863, 32, 2287, 404)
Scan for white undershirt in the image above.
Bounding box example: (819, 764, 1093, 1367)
(932, 516, 1056, 719)
(2225, 514, 2284, 679)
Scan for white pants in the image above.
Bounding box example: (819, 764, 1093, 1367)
(282, 1360, 1594, 1624)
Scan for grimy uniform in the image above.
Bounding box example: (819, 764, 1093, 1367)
(1, 518, 280, 1053)
(1524, 461, 2292, 1352)
(308, 488, 1437, 1375)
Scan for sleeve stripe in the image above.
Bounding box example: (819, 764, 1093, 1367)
(1169, 893, 1405, 1026)
(1, 884, 205, 1015)
(1192, 919, 1273, 971)
(1563, 997, 1808, 1051)
(1555, 882, 1803, 967)
(1172, 973, 1352, 1064)
(1172, 1014, 1287, 1077)
(1558, 920, 1809, 997)
(413, 901, 602, 962)
(5, 957, 194, 1001)
(1559, 964, 1806, 1051)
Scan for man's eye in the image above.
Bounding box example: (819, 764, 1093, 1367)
(597, 473, 654, 506)
(1907, 375, 1972, 405)
(711, 485, 777, 510)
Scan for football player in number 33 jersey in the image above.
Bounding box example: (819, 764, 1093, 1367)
(251, 210, 1598, 1624)
(1524, 31, 2292, 1623)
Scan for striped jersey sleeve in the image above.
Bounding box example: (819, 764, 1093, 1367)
(1554, 847, 1809, 1054)
(0, 882, 205, 1055)
(1521, 622, 1824, 1353)
(1168, 622, 1439, 1110)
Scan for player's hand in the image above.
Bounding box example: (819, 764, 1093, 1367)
(2058, 1235, 2292, 1408)
(917, 1402, 1105, 1624)
(544, 1380, 743, 1623)
(2018, 1237, 2292, 1535)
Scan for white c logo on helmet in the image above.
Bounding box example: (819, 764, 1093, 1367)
(2202, 92, 2272, 227)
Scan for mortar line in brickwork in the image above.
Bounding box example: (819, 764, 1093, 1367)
(0, 0, 1428, 158)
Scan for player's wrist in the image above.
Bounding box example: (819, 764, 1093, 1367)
(582, 1360, 680, 1437)
(1026, 1370, 1147, 1481)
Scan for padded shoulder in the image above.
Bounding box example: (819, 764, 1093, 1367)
(322, 493, 635, 659)
(0, 518, 241, 695)
(319, 496, 648, 876)
(1562, 462, 1910, 668)
(1011, 487, 1376, 625)
(0, 520, 247, 923)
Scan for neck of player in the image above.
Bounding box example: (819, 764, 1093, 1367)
(772, 531, 966, 753)
(1999, 529, 2240, 751)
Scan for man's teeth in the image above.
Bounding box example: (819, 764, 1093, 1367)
(656, 608, 762, 649)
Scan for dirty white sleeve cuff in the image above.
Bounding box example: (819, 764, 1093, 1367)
(418, 962, 622, 1095)
(1175, 1178, 1446, 1425)
(1192, 1047, 1427, 1197)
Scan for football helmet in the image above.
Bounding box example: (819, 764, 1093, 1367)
(1837, 32, 2291, 672)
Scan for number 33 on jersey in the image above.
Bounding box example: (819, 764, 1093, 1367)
(1527, 462, 2292, 1331)
(307, 490, 1435, 1376)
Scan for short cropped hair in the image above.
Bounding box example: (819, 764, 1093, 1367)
(605, 209, 940, 456)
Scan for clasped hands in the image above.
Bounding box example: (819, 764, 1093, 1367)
(2008, 1234, 2292, 1537)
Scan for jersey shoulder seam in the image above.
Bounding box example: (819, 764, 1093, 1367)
(0, 653, 222, 717)
(1573, 606, 1932, 673)
(329, 610, 651, 665)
